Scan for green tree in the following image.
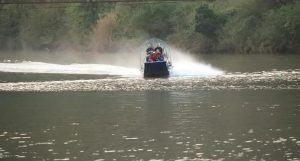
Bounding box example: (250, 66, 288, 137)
(0, 5, 23, 50)
(195, 4, 224, 40)
(255, 3, 300, 53)
(19, 5, 66, 51)
(65, 3, 113, 49)
(137, 4, 176, 39)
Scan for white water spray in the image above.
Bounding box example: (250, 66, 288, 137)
(0, 49, 223, 77)
(0, 61, 140, 77)
(169, 49, 223, 76)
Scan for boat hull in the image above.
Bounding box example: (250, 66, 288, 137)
(144, 61, 169, 77)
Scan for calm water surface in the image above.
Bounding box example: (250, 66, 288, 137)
(0, 54, 300, 161)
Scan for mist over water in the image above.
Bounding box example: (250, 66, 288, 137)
(169, 49, 223, 76)
(0, 50, 299, 92)
(0, 61, 141, 77)
(0, 49, 223, 77)
(1, 49, 299, 92)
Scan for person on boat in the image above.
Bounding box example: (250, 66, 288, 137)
(156, 45, 162, 52)
(146, 46, 155, 62)
(147, 48, 161, 62)
(154, 44, 163, 61)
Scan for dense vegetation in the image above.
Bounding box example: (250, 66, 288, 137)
(0, 0, 300, 54)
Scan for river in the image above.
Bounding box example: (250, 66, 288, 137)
(0, 53, 299, 160)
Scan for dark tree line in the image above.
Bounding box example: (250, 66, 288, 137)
(0, 0, 299, 54)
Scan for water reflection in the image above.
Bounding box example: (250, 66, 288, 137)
(1, 90, 299, 160)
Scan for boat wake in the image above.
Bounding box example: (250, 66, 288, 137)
(170, 62, 223, 76)
(0, 61, 141, 77)
(0, 60, 223, 77)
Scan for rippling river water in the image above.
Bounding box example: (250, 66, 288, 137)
(0, 54, 299, 160)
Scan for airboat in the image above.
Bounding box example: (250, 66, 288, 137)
(140, 38, 172, 77)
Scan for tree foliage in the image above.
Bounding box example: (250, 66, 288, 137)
(19, 5, 66, 50)
(0, 0, 299, 54)
(195, 4, 224, 40)
(219, 0, 300, 53)
(0, 5, 23, 50)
